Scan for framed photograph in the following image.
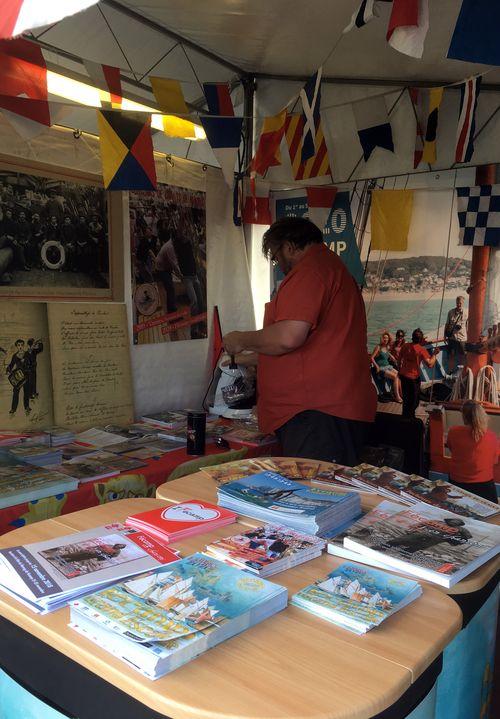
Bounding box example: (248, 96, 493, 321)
(0, 157, 123, 300)
(129, 182, 207, 344)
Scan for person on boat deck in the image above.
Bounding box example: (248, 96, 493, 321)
(444, 295, 468, 371)
(391, 329, 406, 361)
(371, 331, 403, 403)
(446, 400, 498, 504)
(398, 328, 439, 419)
(222, 217, 376, 464)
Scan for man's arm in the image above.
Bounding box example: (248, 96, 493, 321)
(223, 320, 311, 356)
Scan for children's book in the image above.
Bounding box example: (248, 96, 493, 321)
(69, 553, 287, 679)
(204, 523, 325, 577)
(343, 502, 500, 587)
(291, 561, 422, 634)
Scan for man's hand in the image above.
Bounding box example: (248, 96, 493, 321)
(223, 332, 246, 355)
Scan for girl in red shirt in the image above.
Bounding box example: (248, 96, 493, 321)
(398, 328, 439, 419)
(447, 400, 499, 504)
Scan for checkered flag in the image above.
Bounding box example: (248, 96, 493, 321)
(456, 185, 500, 247)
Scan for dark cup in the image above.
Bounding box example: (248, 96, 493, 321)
(186, 410, 206, 455)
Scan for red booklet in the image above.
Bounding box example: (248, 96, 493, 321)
(125, 500, 237, 542)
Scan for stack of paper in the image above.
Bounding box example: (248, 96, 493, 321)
(291, 562, 422, 634)
(7, 444, 63, 467)
(217, 472, 361, 536)
(0, 523, 180, 613)
(343, 502, 500, 588)
(204, 523, 325, 577)
(69, 553, 288, 679)
(126, 500, 237, 542)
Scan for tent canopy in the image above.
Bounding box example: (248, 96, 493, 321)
(14, 0, 500, 180)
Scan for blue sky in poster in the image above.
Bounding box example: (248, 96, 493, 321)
(274, 192, 364, 285)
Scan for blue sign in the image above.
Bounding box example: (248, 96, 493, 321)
(274, 191, 364, 285)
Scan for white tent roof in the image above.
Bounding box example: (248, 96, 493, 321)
(17, 1, 500, 180)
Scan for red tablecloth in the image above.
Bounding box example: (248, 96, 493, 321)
(0, 442, 277, 536)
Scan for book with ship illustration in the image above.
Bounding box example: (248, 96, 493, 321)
(70, 552, 288, 678)
(343, 502, 500, 588)
(291, 561, 421, 634)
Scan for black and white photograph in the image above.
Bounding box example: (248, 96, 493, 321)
(0, 168, 110, 297)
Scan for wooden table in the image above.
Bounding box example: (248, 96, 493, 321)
(0, 495, 461, 719)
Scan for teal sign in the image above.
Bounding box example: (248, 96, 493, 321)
(275, 191, 364, 285)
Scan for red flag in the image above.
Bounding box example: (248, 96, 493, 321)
(386, 0, 429, 59)
(251, 109, 287, 177)
(212, 306, 224, 371)
(306, 187, 338, 230)
(0, 38, 49, 125)
(84, 60, 122, 108)
(242, 196, 272, 225)
(0, 1, 98, 39)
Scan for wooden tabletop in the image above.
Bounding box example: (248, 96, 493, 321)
(0, 496, 462, 719)
(155, 459, 500, 596)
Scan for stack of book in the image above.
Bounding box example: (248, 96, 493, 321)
(140, 410, 187, 429)
(291, 562, 422, 634)
(336, 464, 410, 500)
(204, 523, 325, 577)
(0, 523, 180, 612)
(0, 466, 79, 509)
(126, 501, 237, 542)
(399, 476, 500, 520)
(44, 427, 75, 447)
(217, 471, 361, 536)
(202, 458, 320, 485)
(342, 502, 500, 588)
(222, 425, 275, 447)
(7, 444, 63, 467)
(53, 457, 120, 484)
(69, 553, 288, 679)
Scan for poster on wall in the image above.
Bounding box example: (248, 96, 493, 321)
(129, 183, 207, 344)
(0, 166, 113, 299)
(272, 189, 364, 293)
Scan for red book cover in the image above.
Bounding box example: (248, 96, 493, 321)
(126, 500, 236, 539)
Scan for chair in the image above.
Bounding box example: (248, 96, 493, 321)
(166, 447, 248, 482)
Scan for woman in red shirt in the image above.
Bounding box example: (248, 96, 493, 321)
(447, 400, 498, 504)
(398, 328, 439, 419)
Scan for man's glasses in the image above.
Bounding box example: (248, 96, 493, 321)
(269, 249, 280, 267)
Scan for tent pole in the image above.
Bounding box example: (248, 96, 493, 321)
(466, 164, 495, 376)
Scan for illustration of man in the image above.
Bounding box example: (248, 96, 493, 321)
(371, 517, 472, 554)
(154, 237, 180, 314)
(6, 339, 31, 416)
(26, 338, 44, 399)
(31, 213, 46, 266)
(57, 542, 127, 564)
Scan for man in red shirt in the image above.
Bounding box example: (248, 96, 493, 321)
(223, 217, 376, 464)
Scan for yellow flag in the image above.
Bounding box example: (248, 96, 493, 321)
(162, 115, 197, 139)
(150, 77, 188, 115)
(422, 87, 443, 165)
(371, 190, 414, 251)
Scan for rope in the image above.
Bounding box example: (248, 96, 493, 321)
(475, 366, 499, 405)
(429, 170, 457, 403)
(450, 367, 474, 401)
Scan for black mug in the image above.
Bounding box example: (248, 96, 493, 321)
(186, 410, 206, 455)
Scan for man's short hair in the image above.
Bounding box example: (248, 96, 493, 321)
(262, 217, 323, 257)
(15, 339, 24, 346)
(457, 295, 465, 302)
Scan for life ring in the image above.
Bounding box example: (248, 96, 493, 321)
(134, 282, 160, 316)
(41, 240, 66, 270)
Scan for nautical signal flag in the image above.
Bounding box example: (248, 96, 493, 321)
(212, 305, 224, 372)
(203, 83, 234, 116)
(455, 77, 481, 164)
(343, 0, 380, 33)
(150, 77, 188, 116)
(96, 110, 157, 190)
(448, 1, 500, 66)
(456, 185, 500, 247)
(352, 96, 394, 162)
(251, 109, 287, 177)
(285, 113, 332, 181)
(242, 181, 272, 225)
(200, 116, 243, 187)
(306, 187, 338, 231)
(387, 0, 429, 59)
(0, 0, 98, 39)
(300, 68, 322, 164)
(371, 190, 414, 251)
(83, 61, 122, 109)
(410, 87, 443, 167)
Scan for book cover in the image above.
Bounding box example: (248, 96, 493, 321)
(344, 502, 500, 579)
(0, 470, 78, 509)
(220, 472, 355, 517)
(205, 524, 324, 572)
(292, 562, 421, 628)
(340, 464, 411, 498)
(127, 501, 236, 538)
(222, 427, 275, 446)
(140, 411, 187, 429)
(72, 553, 286, 643)
(0, 523, 179, 603)
(55, 459, 119, 482)
(401, 477, 499, 519)
(201, 458, 280, 485)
